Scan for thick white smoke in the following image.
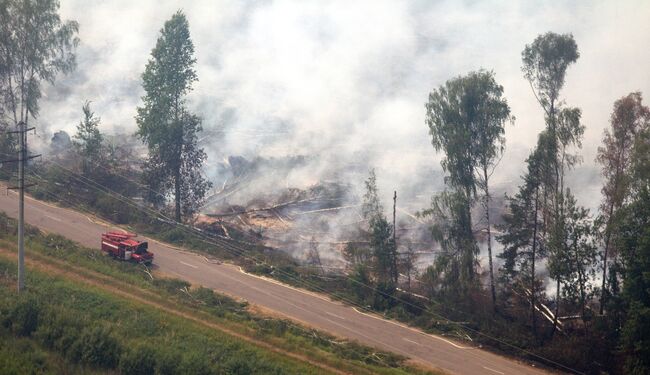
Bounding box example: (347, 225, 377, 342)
(33, 0, 650, 220)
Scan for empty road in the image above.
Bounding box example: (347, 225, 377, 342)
(0, 190, 551, 375)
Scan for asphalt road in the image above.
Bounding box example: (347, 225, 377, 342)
(0, 191, 552, 375)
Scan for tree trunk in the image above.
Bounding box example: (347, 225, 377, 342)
(392, 191, 398, 285)
(599, 202, 615, 314)
(578, 257, 588, 335)
(551, 278, 561, 339)
(531, 185, 540, 338)
(465, 187, 475, 283)
(174, 166, 181, 222)
(484, 166, 496, 312)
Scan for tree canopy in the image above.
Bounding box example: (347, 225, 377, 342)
(136, 10, 211, 221)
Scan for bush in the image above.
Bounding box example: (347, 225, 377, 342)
(7, 297, 40, 336)
(372, 281, 396, 311)
(119, 344, 156, 375)
(153, 347, 181, 375)
(70, 325, 121, 368)
(35, 306, 83, 355)
(223, 354, 258, 374)
(160, 227, 190, 244)
(178, 351, 213, 375)
(0, 337, 49, 375)
(153, 278, 191, 294)
(349, 265, 372, 304)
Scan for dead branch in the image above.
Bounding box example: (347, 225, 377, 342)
(207, 198, 346, 218)
(292, 205, 360, 216)
(220, 222, 231, 239)
(397, 207, 425, 224)
(141, 264, 154, 280)
(180, 286, 206, 305)
(271, 209, 291, 227)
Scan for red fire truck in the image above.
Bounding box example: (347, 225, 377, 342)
(101, 232, 153, 265)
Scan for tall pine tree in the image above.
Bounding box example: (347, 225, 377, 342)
(73, 101, 103, 175)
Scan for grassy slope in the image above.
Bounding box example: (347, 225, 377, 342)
(0, 213, 439, 375)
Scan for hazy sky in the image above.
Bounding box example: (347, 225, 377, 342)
(37, 0, 650, 209)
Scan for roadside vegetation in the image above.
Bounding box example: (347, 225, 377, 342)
(0, 213, 435, 375)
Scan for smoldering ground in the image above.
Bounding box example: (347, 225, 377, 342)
(31, 0, 650, 267)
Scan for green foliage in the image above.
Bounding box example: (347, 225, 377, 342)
(73, 101, 104, 175)
(136, 10, 211, 221)
(362, 169, 383, 222)
(425, 70, 511, 195)
(424, 71, 511, 294)
(5, 296, 40, 336)
(522, 32, 579, 111)
(69, 326, 122, 368)
(370, 216, 397, 285)
(422, 191, 477, 296)
(622, 303, 650, 374)
(348, 264, 373, 303)
(0, 336, 52, 375)
(35, 305, 85, 356)
(0, 0, 79, 127)
(342, 243, 371, 269)
(0, 0, 78, 180)
(372, 280, 397, 311)
(553, 191, 598, 315)
(362, 170, 398, 286)
(153, 347, 181, 375)
(619, 178, 650, 373)
(0, 213, 428, 374)
(119, 344, 157, 375)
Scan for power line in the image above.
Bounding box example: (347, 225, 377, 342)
(17, 177, 400, 370)
(42, 160, 582, 373)
(36, 160, 582, 374)
(1, 122, 40, 292)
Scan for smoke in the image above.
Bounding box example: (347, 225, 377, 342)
(32, 1, 650, 254)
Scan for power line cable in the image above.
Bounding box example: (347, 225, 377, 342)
(37, 160, 583, 374)
(23, 171, 399, 369)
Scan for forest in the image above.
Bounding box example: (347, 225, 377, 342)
(1, 1, 649, 374)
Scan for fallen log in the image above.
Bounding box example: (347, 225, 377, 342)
(292, 205, 360, 216)
(206, 198, 346, 217)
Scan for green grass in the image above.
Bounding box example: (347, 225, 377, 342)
(0, 213, 437, 375)
(0, 259, 322, 375)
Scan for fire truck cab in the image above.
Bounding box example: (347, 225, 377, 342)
(101, 232, 153, 265)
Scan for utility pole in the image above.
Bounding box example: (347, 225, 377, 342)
(17, 121, 25, 292)
(3, 122, 39, 292)
(392, 190, 398, 284)
(392, 191, 396, 245)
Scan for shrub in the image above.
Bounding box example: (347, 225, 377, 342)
(70, 325, 121, 368)
(160, 227, 189, 244)
(119, 344, 156, 375)
(153, 278, 190, 294)
(153, 347, 181, 375)
(223, 354, 258, 374)
(7, 297, 40, 336)
(178, 351, 213, 375)
(35, 306, 83, 355)
(0, 337, 48, 375)
(372, 281, 396, 311)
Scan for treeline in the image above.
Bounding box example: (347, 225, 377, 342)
(332, 33, 650, 374)
(427, 33, 647, 373)
(0, 2, 210, 224)
(421, 33, 650, 374)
